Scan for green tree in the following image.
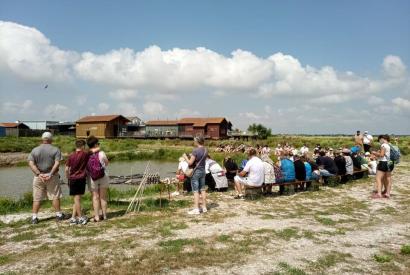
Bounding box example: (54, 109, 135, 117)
(247, 123, 272, 139)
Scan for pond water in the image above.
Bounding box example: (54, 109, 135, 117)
(0, 161, 177, 199)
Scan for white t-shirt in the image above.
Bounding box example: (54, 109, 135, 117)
(205, 158, 213, 174)
(379, 143, 390, 162)
(178, 160, 189, 173)
(363, 134, 373, 145)
(243, 156, 264, 186)
(98, 151, 109, 175)
(368, 160, 377, 175)
(300, 146, 309, 155)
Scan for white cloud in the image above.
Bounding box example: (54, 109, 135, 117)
(1, 20, 408, 107)
(76, 95, 87, 106)
(176, 108, 201, 117)
(392, 97, 410, 112)
(117, 102, 139, 116)
(1, 99, 32, 114)
(98, 102, 110, 112)
(368, 96, 384, 106)
(109, 89, 138, 100)
(0, 21, 78, 82)
(383, 55, 407, 78)
(143, 101, 166, 115)
(44, 104, 70, 119)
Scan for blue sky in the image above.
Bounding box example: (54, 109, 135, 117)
(0, 0, 409, 133)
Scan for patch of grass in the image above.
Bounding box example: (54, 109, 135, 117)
(156, 221, 188, 237)
(309, 251, 352, 272)
(277, 262, 307, 275)
(11, 231, 37, 242)
(0, 254, 13, 266)
(401, 244, 410, 255)
(158, 238, 206, 253)
(216, 234, 232, 242)
(315, 216, 337, 226)
(373, 253, 392, 263)
(275, 228, 300, 241)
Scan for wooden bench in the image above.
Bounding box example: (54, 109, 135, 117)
(244, 179, 319, 198)
(324, 169, 369, 186)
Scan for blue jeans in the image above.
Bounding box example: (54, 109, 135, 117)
(319, 169, 334, 177)
(191, 168, 206, 193)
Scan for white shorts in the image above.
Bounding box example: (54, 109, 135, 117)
(234, 175, 262, 187)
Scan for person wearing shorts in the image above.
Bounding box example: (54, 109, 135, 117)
(233, 149, 264, 199)
(86, 136, 110, 222)
(65, 140, 89, 225)
(372, 134, 394, 199)
(28, 132, 64, 224)
(184, 136, 207, 215)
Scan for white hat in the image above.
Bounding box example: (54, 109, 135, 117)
(41, 132, 53, 140)
(365, 152, 370, 156)
(364, 131, 368, 134)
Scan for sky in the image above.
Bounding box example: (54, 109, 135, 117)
(0, 0, 409, 134)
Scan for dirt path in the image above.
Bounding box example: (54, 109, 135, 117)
(0, 162, 409, 274)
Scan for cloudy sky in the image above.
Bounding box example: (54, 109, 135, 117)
(0, 1, 409, 134)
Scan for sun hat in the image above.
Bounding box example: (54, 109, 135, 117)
(342, 148, 351, 154)
(365, 152, 370, 156)
(41, 132, 53, 140)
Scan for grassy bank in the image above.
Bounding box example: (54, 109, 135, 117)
(0, 184, 180, 215)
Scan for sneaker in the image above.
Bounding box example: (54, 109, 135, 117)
(69, 218, 78, 225)
(201, 207, 208, 213)
(56, 213, 66, 221)
(31, 217, 39, 224)
(234, 195, 244, 199)
(187, 208, 200, 215)
(171, 191, 180, 196)
(78, 216, 88, 225)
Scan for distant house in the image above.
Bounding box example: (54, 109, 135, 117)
(118, 116, 145, 138)
(145, 120, 179, 138)
(76, 115, 131, 138)
(178, 117, 232, 139)
(21, 120, 59, 130)
(0, 122, 30, 137)
(144, 117, 232, 139)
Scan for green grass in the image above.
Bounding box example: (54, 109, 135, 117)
(11, 231, 37, 242)
(0, 254, 13, 266)
(373, 253, 393, 263)
(277, 262, 307, 275)
(309, 251, 352, 272)
(401, 244, 410, 255)
(156, 221, 188, 237)
(315, 216, 337, 226)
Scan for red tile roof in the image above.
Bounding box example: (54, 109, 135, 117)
(178, 117, 226, 126)
(0, 122, 22, 128)
(76, 115, 130, 123)
(145, 120, 178, 126)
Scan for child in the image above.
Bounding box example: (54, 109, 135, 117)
(65, 140, 89, 225)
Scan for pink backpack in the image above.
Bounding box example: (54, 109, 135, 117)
(87, 152, 105, 180)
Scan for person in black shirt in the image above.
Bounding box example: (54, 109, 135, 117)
(294, 154, 306, 181)
(223, 157, 238, 183)
(316, 150, 338, 176)
(334, 150, 347, 175)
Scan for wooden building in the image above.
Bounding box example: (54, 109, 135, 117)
(178, 117, 232, 139)
(76, 115, 130, 138)
(145, 120, 179, 138)
(144, 117, 232, 139)
(0, 122, 30, 137)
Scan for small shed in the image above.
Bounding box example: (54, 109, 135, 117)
(76, 115, 130, 138)
(0, 122, 30, 137)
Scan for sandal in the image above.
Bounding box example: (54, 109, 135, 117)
(92, 218, 100, 222)
(382, 194, 390, 199)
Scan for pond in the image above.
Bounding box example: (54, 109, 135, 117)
(0, 160, 177, 199)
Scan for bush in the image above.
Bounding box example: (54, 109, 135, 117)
(401, 244, 410, 255)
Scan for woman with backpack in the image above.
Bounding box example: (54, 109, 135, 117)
(372, 135, 394, 199)
(86, 136, 109, 221)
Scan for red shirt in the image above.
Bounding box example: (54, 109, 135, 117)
(67, 151, 89, 180)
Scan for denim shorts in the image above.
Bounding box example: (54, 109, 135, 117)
(191, 168, 206, 193)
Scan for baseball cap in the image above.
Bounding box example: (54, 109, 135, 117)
(41, 132, 53, 140)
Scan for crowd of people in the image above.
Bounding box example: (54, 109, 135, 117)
(27, 130, 399, 222)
